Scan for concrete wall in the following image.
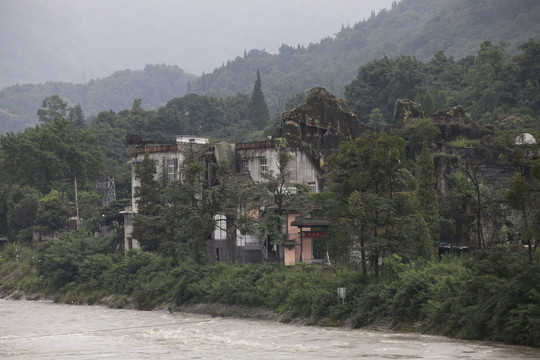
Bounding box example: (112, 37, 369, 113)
(131, 148, 184, 213)
(236, 146, 321, 192)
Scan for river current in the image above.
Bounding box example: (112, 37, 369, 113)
(1, 298, 538, 359)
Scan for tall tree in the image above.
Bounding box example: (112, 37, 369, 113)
(132, 152, 164, 252)
(417, 141, 440, 252)
(37, 95, 68, 124)
(329, 132, 429, 276)
(34, 190, 70, 232)
(505, 155, 540, 258)
(247, 69, 270, 128)
(159, 158, 216, 263)
(68, 104, 86, 128)
(0, 117, 103, 193)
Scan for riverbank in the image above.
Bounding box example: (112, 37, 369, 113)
(0, 287, 309, 328)
(0, 286, 392, 337)
(6, 298, 540, 360)
(1, 241, 539, 347)
(0, 283, 366, 331)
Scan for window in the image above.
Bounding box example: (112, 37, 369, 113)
(239, 159, 249, 174)
(213, 214, 227, 240)
(308, 181, 316, 193)
(167, 159, 177, 180)
(259, 157, 268, 176)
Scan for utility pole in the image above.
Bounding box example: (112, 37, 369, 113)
(74, 177, 80, 230)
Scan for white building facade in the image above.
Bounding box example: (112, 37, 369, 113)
(125, 136, 324, 263)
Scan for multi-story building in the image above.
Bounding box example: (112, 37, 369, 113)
(123, 87, 369, 263)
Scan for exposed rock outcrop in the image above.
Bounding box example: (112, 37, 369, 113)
(392, 99, 426, 125)
(430, 105, 492, 141)
(392, 99, 492, 142)
(274, 87, 371, 158)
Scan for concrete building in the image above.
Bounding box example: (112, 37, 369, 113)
(124, 88, 367, 262)
(124, 135, 326, 263)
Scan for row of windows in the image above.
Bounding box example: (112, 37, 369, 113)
(139, 156, 317, 192)
(239, 157, 317, 192)
(132, 159, 179, 181)
(153, 159, 179, 181)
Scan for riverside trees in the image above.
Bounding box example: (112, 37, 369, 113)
(328, 132, 432, 278)
(0, 116, 104, 241)
(132, 150, 216, 262)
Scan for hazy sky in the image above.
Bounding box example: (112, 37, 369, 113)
(1, 0, 397, 86)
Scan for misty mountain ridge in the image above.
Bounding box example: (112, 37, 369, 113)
(190, 0, 540, 98)
(0, 65, 196, 133)
(1, 0, 539, 134)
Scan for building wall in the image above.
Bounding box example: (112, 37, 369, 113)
(128, 140, 322, 265)
(131, 148, 184, 213)
(284, 246, 296, 265)
(291, 148, 321, 193)
(236, 146, 322, 193)
(287, 213, 313, 265)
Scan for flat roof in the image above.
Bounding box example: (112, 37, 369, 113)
(291, 217, 331, 227)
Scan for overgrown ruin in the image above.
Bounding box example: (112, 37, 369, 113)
(274, 87, 371, 159)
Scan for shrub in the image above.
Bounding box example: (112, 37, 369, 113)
(132, 270, 175, 310)
(36, 233, 110, 291)
(104, 250, 157, 294)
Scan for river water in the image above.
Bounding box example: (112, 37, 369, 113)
(1, 299, 538, 359)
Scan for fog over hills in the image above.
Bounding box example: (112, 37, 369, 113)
(0, 0, 396, 89)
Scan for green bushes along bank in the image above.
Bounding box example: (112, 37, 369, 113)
(1, 233, 539, 347)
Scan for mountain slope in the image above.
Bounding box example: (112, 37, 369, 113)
(1, 0, 539, 134)
(190, 0, 540, 102)
(0, 65, 196, 133)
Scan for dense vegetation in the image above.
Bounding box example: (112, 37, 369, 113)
(0, 65, 196, 134)
(1, 239, 539, 347)
(345, 40, 540, 129)
(190, 0, 540, 102)
(16, 38, 532, 178)
(1, 1, 540, 348)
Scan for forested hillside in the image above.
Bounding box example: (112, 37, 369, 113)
(191, 0, 540, 102)
(344, 39, 540, 129)
(0, 65, 196, 134)
(1, 0, 538, 135)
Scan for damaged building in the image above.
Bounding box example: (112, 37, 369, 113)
(124, 87, 369, 264)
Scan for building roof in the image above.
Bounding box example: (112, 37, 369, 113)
(291, 216, 331, 227)
(266, 203, 322, 213)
